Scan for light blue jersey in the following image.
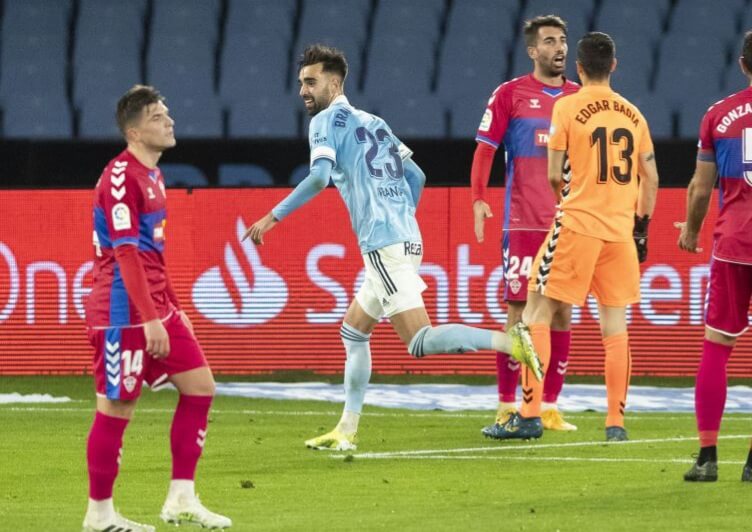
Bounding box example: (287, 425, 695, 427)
(308, 95, 422, 253)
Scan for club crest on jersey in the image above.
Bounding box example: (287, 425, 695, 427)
(479, 109, 493, 132)
(123, 376, 137, 393)
(509, 279, 522, 294)
(112, 203, 131, 231)
(529, 98, 541, 109)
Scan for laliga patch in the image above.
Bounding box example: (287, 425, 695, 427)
(111, 203, 132, 231)
(479, 109, 493, 132)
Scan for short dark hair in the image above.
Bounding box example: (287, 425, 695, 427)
(298, 44, 348, 81)
(742, 31, 752, 74)
(116, 84, 164, 136)
(523, 15, 567, 47)
(577, 32, 615, 80)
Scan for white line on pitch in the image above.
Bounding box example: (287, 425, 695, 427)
(340, 434, 752, 459)
(1, 406, 752, 423)
(350, 455, 746, 465)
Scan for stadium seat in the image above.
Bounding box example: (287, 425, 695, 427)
(378, 96, 447, 139)
(668, 0, 743, 45)
(609, 40, 654, 101)
(437, 32, 507, 104)
(449, 98, 489, 139)
(78, 95, 123, 140)
(628, 94, 674, 140)
(147, 35, 216, 101)
(1, 0, 71, 37)
(372, 0, 445, 45)
(218, 164, 275, 186)
(73, 58, 142, 109)
(445, 0, 518, 49)
(228, 96, 300, 138)
(364, 35, 435, 100)
(2, 93, 73, 139)
(221, 36, 290, 106)
(594, 0, 667, 42)
(161, 164, 209, 188)
(151, 0, 220, 45)
(677, 92, 728, 139)
(0, 33, 68, 102)
(168, 96, 224, 139)
(654, 34, 726, 108)
(225, 0, 295, 41)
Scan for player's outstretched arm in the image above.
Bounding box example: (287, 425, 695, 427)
(676, 158, 716, 253)
(242, 158, 333, 244)
(403, 157, 426, 208)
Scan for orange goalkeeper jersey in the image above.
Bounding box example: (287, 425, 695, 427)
(548, 85, 654, 242)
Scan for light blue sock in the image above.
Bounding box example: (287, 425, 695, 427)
(340, 322, 372, 414)
(408, 324, 493, 358)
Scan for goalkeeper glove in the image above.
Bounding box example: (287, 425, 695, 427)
(633, 214, 650, 263)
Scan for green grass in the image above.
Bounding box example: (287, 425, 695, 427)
(1, 376, 751, 531)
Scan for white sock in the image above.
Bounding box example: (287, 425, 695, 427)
(542, 402, 557, 411)
(336, 410, 360, 435)
(86, 498, 115, 523)
(166, 479, 195, 504)
(340, 322, 371, 416)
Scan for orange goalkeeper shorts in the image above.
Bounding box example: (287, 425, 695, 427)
(528, 224, 640, 307)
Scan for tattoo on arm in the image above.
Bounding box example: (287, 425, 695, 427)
(645, 153, 655, 162)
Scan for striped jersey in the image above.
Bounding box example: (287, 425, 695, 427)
(476, 74, 579, 231)
(698, 86, 752, 264)
(85, 149, 173, 328)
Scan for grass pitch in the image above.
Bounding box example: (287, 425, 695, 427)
(1, 376, 750, 531)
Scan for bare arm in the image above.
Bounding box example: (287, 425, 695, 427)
(547, 148, 566, 202)
(636, 151, 660, 218)
(677, 159, 717, 253)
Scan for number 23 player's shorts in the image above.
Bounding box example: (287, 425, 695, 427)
(356, 241, 427, 319)
(88, 311, 208, 401)
(528, 225, 640, 307)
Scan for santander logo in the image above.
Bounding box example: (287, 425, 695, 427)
(191, 217, 288, 327)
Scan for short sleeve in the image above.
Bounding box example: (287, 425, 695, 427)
(388, 129, 413, 161)
(476, 84, 511, 148)
(548, 100, 569, 151)
(697, 108, 716, 162)
(309, 111, 337, 166)
(101, 165, 142, 248)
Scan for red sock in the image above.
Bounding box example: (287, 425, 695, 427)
(496, 352, 521, 403)
(543, 330, 571, 403)
(87, 411, 129, 500)
(696, 339, 733, 447)
(171, 395, 213, 480)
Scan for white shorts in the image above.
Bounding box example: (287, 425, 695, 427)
(356, 241, 427, 319)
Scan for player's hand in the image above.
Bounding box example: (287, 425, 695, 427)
(177, 310, 194, 336)
(674, 221, 703, 253)
(633, 214, 650, 263)
(473, 200, 493, 243)
(144, 319, 170, 359)
(242, 212, 278, 245)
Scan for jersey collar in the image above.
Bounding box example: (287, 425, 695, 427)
(331, 94, 349, 107)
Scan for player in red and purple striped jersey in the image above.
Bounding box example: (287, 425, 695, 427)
(678, 31, 752, 483)
(82, 85, 231, 531)
(471, 15, 579, 439)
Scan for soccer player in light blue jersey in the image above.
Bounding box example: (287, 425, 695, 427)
(245, 44, 543, 451)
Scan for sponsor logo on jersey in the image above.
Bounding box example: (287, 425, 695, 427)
(192, 217, 288, 326)
(535, 129, 549, 146)
(479, 109, 493, 132)
(112, 203, 131, 231)
(153, 220, 165, 242)
(147, 187, 156, 199)
(529, 98, 541, 109)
